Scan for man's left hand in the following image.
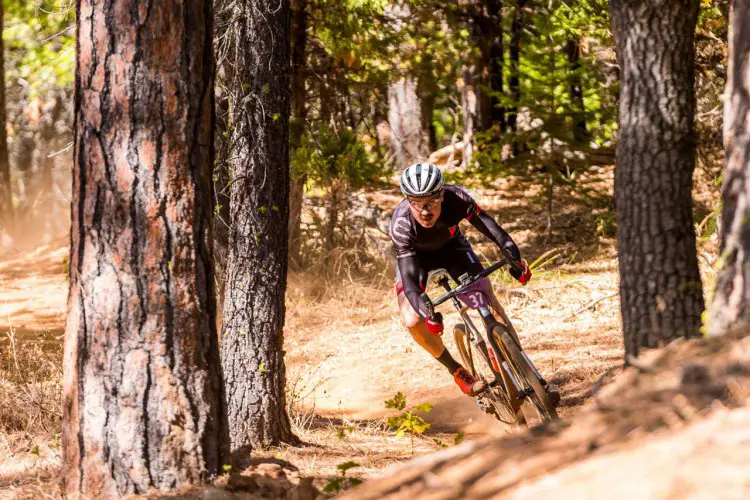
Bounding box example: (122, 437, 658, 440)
(511, 262, 532, 285)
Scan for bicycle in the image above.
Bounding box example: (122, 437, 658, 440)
(421, 252, 559, 426)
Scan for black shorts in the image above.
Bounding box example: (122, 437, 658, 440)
(395, 241, 484, 295)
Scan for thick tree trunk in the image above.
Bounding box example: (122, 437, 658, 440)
(387, 4, 429, 170)
(388, 77, 430, 170)
(62, 1, 227, 497)
(566, 38, 589, 144)
(508, 0, 524, 134)
(289, 0, 308, 267)
(0, 1, 11, 230)
(708, 1, 750, 335)
(221, 0, 298, 452)
(609, 0, 704, 358)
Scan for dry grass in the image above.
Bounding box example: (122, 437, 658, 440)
(0, 322, 62, 436)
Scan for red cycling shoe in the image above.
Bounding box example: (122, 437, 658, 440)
(453, 367, 486, 396)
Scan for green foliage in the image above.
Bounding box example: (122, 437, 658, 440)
(384, 391, 407, 411)
(384, 392, 432, 439)
(292, 126, 383, 190)
(323, 461, 363, 493)
(454, 431, 465, 445)
(595, 211, 617, 238)
(5, 1, 75, 96)
(469, 0, 616, 178)
(336, 423, 357, 439)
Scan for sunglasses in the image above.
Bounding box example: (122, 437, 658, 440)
(407, 195, 442, 211)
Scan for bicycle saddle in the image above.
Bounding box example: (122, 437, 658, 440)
(427, 268, 450, 284)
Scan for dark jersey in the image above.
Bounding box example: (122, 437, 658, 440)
(390, 185, 521, 317)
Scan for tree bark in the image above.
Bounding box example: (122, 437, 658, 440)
(221, 0, 298, 452)
(388, 77, 430, 170)
(566, 38, 589, 144)
(461, 0, 504, 167)
(0, 1, 11, 230)
(609, 0, 704, 358)
(461, 64, 478, 168)
(387, 3, 430, 170)
(62, 0, 228, 497)
(289, 0, 308, 267)
(708, 1, 750, 335)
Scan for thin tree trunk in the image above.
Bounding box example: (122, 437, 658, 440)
(708, 1, 750, 335)
(0, 0, 11, 230)
(221, 0, 298, 453)
(487, 0, 505, 130)
(566, 38, 588, 144)
(609, 0, 704, 358)
(214, 0, 234, 316)
(62, 0, 227, 496)
(508, 0, 524, 134)
(461, 64, 478, 168)
(289, 0, 308, 266)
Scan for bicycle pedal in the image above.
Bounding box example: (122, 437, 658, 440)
(475, 397, 495, 416)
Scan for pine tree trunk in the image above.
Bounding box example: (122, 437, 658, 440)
(566, 38, 588, 144)
(487, 0, 505, 130)
(0, 1, 11, 230)
(387, 3, 429, 170)
(62, 1, 228, 497)
(289, 0, 308, 266)
(609, 0, 704, 358)
(214, 0, 234, 313)
(388, 77, 429, 170)
(708, 1, 750, 335)
(461, 64, 478, 168)
(507, 0, 524, 134)
(221, 0, 298, 452)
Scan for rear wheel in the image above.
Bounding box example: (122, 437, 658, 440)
(453, 323, 523, 426)
(491, 325, 558, 424)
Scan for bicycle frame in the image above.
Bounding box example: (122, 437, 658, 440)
(426, 261, 547, 405)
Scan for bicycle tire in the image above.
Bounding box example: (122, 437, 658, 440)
(491, 325, 559, 423)
(453, 323, 520, 426)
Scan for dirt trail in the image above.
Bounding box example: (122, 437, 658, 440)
(0, 175, 633, 493)
(341, 330, 750, 499)
(0, 239, 625, 493)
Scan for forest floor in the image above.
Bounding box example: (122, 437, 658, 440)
(0, 165, 725, 498)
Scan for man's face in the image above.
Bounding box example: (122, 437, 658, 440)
(407, 190, 444, 228)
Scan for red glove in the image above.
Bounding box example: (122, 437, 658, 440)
(511, 262, 532, 285)
(425, 312, 444, 335)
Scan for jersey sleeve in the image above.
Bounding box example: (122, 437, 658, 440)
(390, 211, 416, 259)
(453, 187, 522, 261)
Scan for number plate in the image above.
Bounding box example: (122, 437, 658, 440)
(456, 278, 491, 310)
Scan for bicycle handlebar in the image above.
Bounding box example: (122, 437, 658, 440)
(423, 259, 508, 315)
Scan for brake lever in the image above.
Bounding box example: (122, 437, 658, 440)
(420, 292, 436, 319)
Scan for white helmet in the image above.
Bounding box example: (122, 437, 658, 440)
(400, 163, 444, 198)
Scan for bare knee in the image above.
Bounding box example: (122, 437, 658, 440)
(398, 295, 422, 329)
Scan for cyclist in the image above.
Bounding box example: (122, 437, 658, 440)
(391, 163, 531, 397)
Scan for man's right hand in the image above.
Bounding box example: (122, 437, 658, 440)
(425, 312, 444, 335)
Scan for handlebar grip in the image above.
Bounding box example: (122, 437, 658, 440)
(420, 292, 435, 318)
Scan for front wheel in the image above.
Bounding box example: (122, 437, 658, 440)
(491, 325, 559, 424)
(453, 323, 523, 426)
